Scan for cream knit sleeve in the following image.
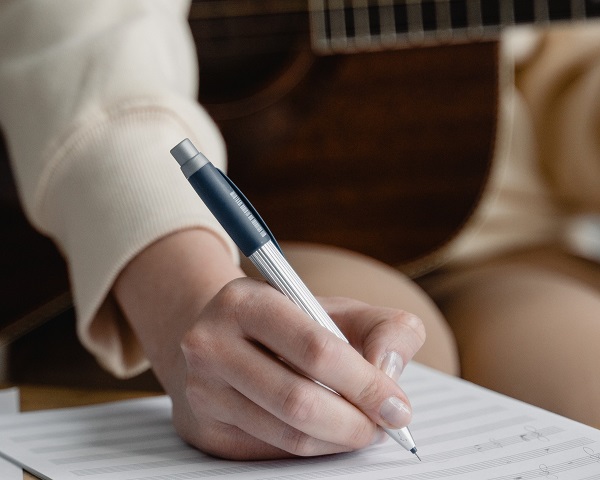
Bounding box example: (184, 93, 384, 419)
(0, 0, 237, 377)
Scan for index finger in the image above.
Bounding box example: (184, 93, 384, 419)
(238, 285, 414, 431)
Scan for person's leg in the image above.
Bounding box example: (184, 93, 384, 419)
(421, 247, 600, 428)
(242, 242, 459, 376)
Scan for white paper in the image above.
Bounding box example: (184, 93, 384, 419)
(1, 364, 600, 480)
(0, 387, 22, 480)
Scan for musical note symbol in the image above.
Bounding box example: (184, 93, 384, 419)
(523, 425, 550, 442)
(489, 437, 503, 448)
(584, 446, 600, 462)
(538, 463, 558, 479)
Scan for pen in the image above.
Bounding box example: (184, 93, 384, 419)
(170, 138, 420, 460)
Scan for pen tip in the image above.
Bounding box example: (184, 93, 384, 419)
(410, 447, 421, 461)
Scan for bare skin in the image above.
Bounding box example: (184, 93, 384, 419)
(114, 228, 425, 460)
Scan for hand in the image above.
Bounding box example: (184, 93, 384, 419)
(175, 281, 425, 459)
(115, 230, 425, 460)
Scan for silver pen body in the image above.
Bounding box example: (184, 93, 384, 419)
(250, 240, 418, 456)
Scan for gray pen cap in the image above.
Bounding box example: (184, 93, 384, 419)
(170, 138, 210, 178)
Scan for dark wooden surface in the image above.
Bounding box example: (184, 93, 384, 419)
(189, 6, 497, 268)
(212, 42, 497, 268)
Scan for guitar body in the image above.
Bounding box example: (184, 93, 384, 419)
(1, 7, 499, 333)
(190, 9, 499, 268)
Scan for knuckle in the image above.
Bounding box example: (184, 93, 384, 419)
(299, 329, 339, 373)
(180, 328, 216, 370)
(207, 423, 248, 460)
(196, 424, 245, 460)
(214, 279, 252, 312)
(213, 279, 265, 332)
(181, 328, 208, 357)
(183, 378, 197, 409)
(382, 311, 426, 350)
(354, 370, 386, 409)
(346, 420, 376, 450)
(403, 312, 427, 344)
(280, 426, 319, 456)
(280, 382, 321, 426)
(181, 370, 212, 418)
(279, 419, 371, 455)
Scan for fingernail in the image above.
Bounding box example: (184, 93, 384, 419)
(380, 397, 411, 428)
(380, 351, 404, 384)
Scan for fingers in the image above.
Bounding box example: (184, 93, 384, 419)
(246, 317, 413, 432)
(185, 382, 357, 459)
(232, 280, 422, 431)
(182, 314, 379, 455)
(172, 388, 289, 460)
(179, 277, 424, 458)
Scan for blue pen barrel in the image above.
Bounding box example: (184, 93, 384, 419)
(188, 164, 270, 256)
(171, 138, 270, 257)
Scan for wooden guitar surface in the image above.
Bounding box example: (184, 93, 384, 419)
(1, 4, 499, 332)
(190, 5, 498, 268)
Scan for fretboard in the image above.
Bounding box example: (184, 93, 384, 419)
(309, 0, 600, 53)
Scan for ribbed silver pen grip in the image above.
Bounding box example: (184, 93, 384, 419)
(250, 241, 348, 342)
(250, 241, 418, 454)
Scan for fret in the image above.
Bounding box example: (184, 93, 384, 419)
(309, 0, 600, 54)
(378, 0, 398, 44)
(309, 0, 329, 51)
(351, 0, 372, 46)
(436, 0, 453, 40)
(535, 0, 550, 23)
(466, 0, 484, 37)
(328, 0, 348, 48)
(572, 0, 586, 19)
(500, 0, 515, 25)
(407, 1, 425, 41)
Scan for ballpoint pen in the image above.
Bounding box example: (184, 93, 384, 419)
(170, 138, 420, 460)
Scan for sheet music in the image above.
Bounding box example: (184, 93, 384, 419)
(0, 388, 22, 480)
(1, 364, 600, 480)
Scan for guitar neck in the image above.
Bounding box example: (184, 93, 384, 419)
(310, 0, 600, 53)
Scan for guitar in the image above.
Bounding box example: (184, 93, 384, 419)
(1, 1, 598, 337)
(187, 0, 600, 274)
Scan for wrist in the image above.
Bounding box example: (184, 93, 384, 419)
(113, 228, 243, 390)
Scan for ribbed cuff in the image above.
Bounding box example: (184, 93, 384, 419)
(36, 99, 237, 377)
